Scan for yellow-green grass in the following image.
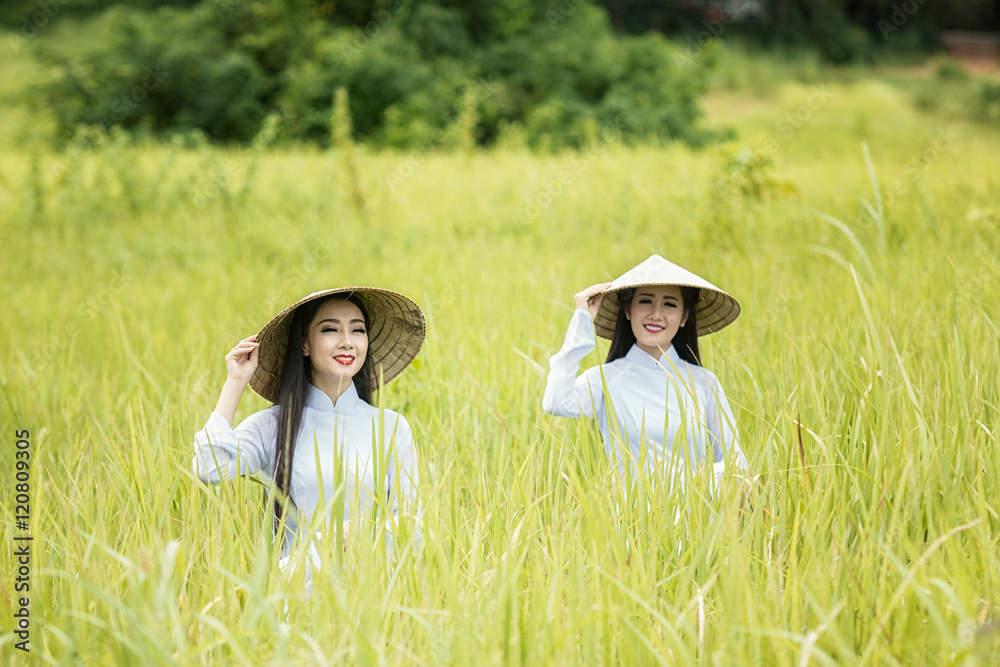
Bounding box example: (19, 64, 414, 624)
(2, 64, 999, 664)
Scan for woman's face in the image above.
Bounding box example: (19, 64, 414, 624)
(303, 299, 369, 389)
(626, 285, 688, 358)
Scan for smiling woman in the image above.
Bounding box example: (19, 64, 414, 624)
(303, 299, 372, 398)
(191, 287, 426, 593)
(542, 255, 749, 491)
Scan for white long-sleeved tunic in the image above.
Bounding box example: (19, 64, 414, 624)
(543, 309, 748, 486)
(192, 381, 419, 557)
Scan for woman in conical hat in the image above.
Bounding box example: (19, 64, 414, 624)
(543, 255, 749, 487)
(192, 287, 425, 588)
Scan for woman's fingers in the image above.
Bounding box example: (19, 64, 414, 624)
(228, 338, 260, 356)
(225, 337, 260, 381)
(574, 282, 612, 311)
(579, 282, 611, 301)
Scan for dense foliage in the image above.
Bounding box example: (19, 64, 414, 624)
(28, 0, 717, 148)
(15, 0, 997, 146)
(600, 0, 997, 63)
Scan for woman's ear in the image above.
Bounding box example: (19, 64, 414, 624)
(302, 340, 311, 356)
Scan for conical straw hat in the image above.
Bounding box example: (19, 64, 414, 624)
(250, 287, 425, 403)
(593, 255, 740, 338)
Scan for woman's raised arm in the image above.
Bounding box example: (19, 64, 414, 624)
(541, 283, 612, 418)
(192, 335, 274, 483)
(213, 335, 259, 426)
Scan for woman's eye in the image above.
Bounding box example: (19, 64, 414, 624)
(322, 327, 336, 333)
(353, 328, 367, 334)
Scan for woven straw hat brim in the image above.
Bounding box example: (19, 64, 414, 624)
(593, 255, 740, 338)
(249, 287, 425, 403)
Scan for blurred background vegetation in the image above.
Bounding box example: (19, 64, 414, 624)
(2, 0, 998, 149)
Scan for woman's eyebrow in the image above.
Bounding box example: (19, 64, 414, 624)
(317, 318, 366, 325)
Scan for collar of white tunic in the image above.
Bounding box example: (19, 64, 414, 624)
(305, 381, 362, 413)
(622, 342, 685, 374)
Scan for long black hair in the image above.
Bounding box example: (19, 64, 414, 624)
(271, 294, 376, 538)
(605, 286, 702, 366)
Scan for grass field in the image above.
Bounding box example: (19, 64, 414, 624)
(2, 36, 1000, 665)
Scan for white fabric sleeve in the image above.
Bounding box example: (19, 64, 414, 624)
(705, 376, 749, 478)
(542, 309, 605, 418)
(191, 409, 276, 483)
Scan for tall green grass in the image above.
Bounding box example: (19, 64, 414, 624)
(2, 72, 999, 664)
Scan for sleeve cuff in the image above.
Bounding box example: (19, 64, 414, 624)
(564, 308, 598, 350)
(203, 411, 236, 440)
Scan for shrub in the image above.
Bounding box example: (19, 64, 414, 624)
(32, 4, 290, 143)
(31, 0, 718, 149)
(970, 79, 1000, 125)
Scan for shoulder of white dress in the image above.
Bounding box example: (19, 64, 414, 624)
(583, 359, 623, 380)
(693, 363, 719, 380)
(360, 403, 409, 426)
(604, 356, 630, 369)
(678, 362, 718, 388)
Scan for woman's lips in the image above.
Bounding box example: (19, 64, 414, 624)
(644, 324, 665, 333)
(334, 355, 355, 365)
